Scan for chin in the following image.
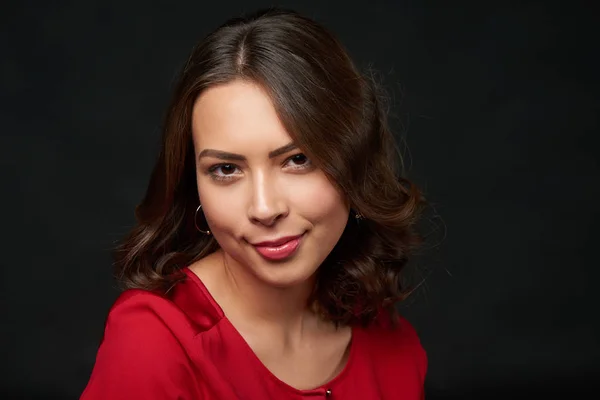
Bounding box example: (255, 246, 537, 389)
(251, 257, 319, 289)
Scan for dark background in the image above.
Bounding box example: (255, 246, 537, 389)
(2, 0, 598, 399)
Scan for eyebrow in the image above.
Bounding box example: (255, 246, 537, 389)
(197, 142, 298, 162)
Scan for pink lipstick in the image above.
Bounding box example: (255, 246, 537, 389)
(252, 234, 304, 261)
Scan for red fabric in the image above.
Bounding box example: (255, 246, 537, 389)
(81, 267, 427, 399)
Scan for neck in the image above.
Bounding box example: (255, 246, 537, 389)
(217, 249, 319, 338)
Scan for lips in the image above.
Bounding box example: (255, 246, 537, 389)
(252, 234, 304, 247)
(251, 233, 305, 261)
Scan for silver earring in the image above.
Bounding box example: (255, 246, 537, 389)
(353, 209, 364, 221)
(194, 204, 211, 235)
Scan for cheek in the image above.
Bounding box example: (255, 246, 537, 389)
(294, 174, 349, 223)
(204, 202, 238, 232)
(196, 179, 244, 237)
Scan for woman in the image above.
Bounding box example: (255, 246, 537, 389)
(81, 8, 427, 400)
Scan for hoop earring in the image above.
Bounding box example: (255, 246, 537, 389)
(194, 204, 211, 235)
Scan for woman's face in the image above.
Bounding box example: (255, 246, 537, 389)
(191, 80, 350, 288)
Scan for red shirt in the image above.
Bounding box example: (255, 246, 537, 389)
(81, 267, 427, 399)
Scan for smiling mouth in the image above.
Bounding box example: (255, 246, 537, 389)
(251, 233, 305, 261)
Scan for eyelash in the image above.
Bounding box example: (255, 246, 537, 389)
(206, 153, 312, 182)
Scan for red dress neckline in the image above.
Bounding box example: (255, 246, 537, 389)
(182, 266, 358, 396)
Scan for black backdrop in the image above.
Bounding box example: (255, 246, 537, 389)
(2, 1, 598, 399)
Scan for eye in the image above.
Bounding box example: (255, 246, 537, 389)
(215, 164, 237, 175)
(285, 153, 311, 169)
(207, 163, 241, 181)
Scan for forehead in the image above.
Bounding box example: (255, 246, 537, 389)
(191, 80, 292, 150)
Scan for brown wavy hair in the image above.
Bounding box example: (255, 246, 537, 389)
(113, 8, 426, 327)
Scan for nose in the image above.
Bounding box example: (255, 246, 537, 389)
(247, 171, 288, 226)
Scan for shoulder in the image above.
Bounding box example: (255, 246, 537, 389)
(106, 289, 194, 334)
(96, 289, 193, 363)
(359, 314, 427, 381)
(81, 290, 198, 399)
